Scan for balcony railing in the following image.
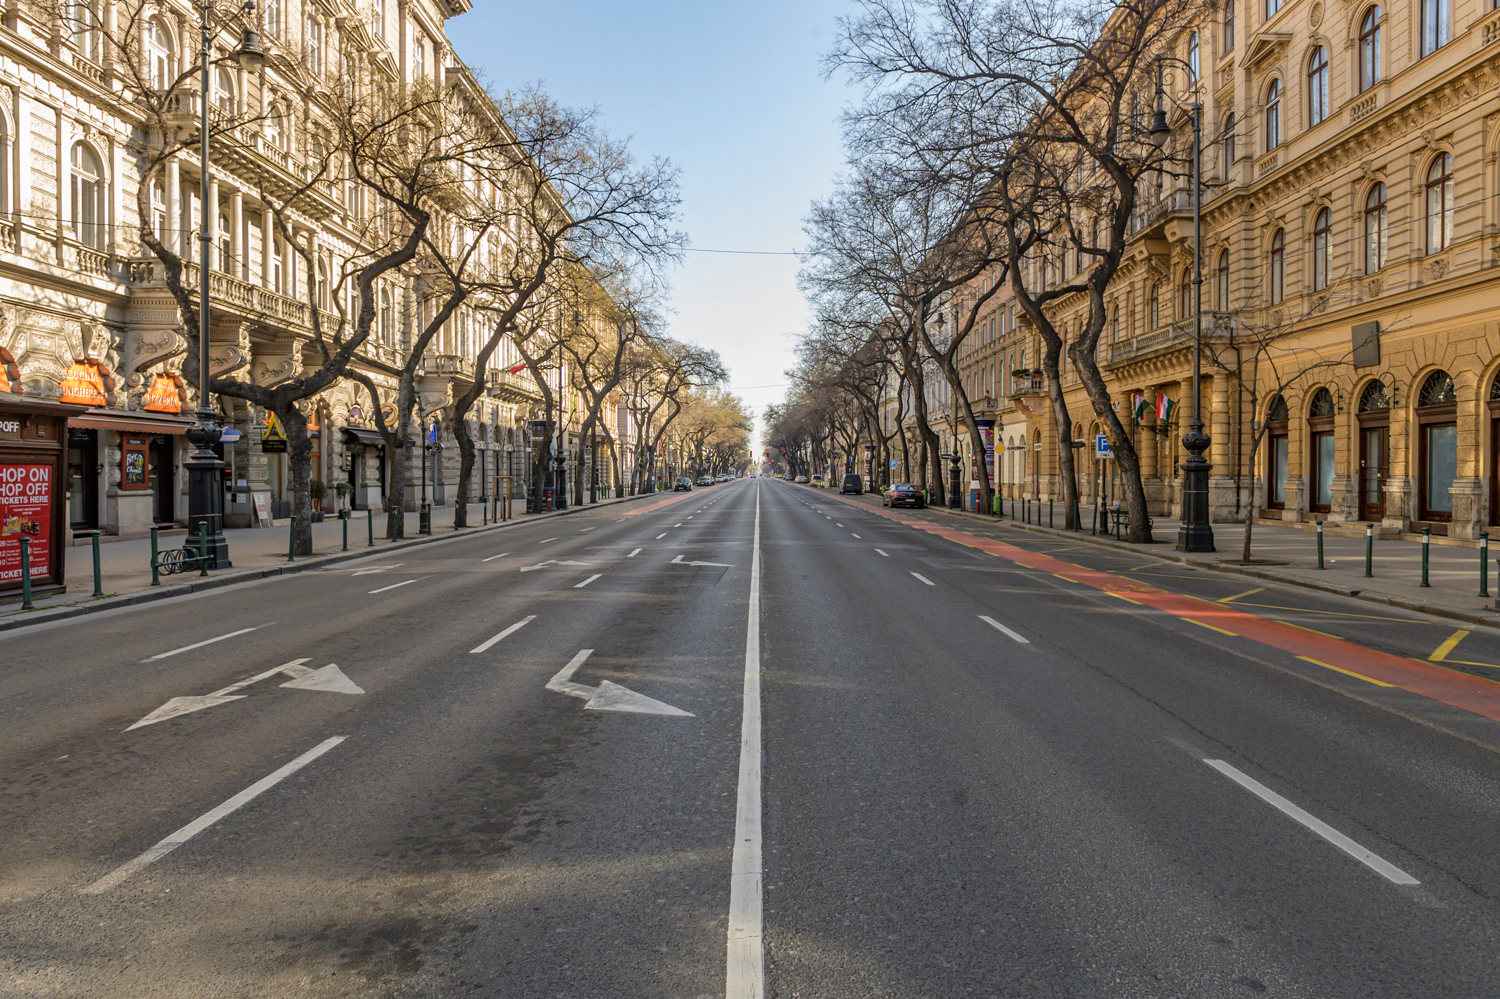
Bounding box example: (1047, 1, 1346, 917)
(1107, 311, 1235, 366)
(1008, 374, 1046, 396)
(421, 353, 474, 379)
(127, 256, 311, 329)
(1128, 186, 1193, 236)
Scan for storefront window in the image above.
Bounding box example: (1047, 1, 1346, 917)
(1425, 425, 1456, 513)
(1417, 370, 1457, 523)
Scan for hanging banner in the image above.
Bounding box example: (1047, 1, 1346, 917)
(0, 463, 51, 582)
(141, 374, 183, 413)
(57, 363, 105, 407)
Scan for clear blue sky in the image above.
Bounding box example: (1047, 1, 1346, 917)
(449, 0, 857, 439)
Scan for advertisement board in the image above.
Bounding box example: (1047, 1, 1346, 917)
(0, 462, 51, 582)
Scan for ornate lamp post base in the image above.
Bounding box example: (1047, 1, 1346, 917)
(184, 413, 231, 568)
(1176, 419, 1215, 552)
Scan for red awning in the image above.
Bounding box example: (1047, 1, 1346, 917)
(69, 412, 195, 435)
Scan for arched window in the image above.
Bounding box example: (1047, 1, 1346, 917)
(1309, 388, 1336, 512)
(264, 102, 284, 150)
(1269, 228, 1285, 304)
(1425, 153, 1453, 254)
(1266, 395, 1290, 509)
(1148, 282, 1160, 328)
(1264, 80, 1282, 151)
(1312, 208, 1331, 291)
(1178, 267, 1192, 320)
(146, 18, 172, 90)
(1417, 370, 1457, 521)
(1307, 47, 1328, 126)
(271, 238, 284, 293)
(1216, 250, 1230, 309)
(1222, 113, 1236, 177)
(1421, 0, 1449, 57)
(1359, 7, 1382, 92)
(1188, 31, 1200, 81)
(1224, 0, 1235, 52)
(1419, 370, 1456, 407)
(379, 287, 393, 345)
(1364, 182, 1387, 273)
(1358, 380, 1390, 413)
(214, 66, 235, 112)
(69, 143, 103, 249)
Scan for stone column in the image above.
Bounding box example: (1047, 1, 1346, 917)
(261, 207, 274, 288)
(1207, 374, 1237, 522)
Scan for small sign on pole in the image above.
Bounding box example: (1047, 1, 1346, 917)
(1096, 434, 1112, 459)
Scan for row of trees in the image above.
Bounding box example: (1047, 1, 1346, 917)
(91, 0, 699, 552)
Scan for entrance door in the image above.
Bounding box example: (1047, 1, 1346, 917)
(148, 435, 175, 524)
(1359, 425, 1387, 521)
(66, 428, 98, 530)
(1267, 433, 1289, 509)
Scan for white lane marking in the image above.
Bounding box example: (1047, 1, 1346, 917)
(836, 523, 844, 527)
(674, 523, 683, 527)
(470, 615, 538, 654)
(911, 572, 935, 586)
(657, 533, 668, 539)
(688, 516, 694, 519)
(875, 549, 889, 557)
(1204, 759, 1419, 885)
(980, 615, 1030, 644)
(368, 578, 424, 594)
(726, 477, 763, 997)
(142, 627, 263, 663)
(580, 527, 596, 533)
(628, 548, 642, 557)
(575, 574, 601, 588)
(539, 537, 559, 544)
(481, 552, 511, 562)
(81, 737, 347, 894)
(851, 533, 861, 539)
(546, 649, 692, 715)
(351, 563, 405, 577)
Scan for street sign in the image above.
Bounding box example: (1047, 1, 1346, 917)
(1096, 434, 1112, 459)
(890, 459, 898, 468)
(219, 427, 242, 443)
(260, 412, 287, 453)
(528, 419, 548, 438)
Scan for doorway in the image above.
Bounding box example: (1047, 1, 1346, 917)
(148, 435, 175, 524)
(1359, 426, 1388, 521)
(67, 427, 98, 531)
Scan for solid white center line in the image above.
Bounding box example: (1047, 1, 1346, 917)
(81, 737, 347, 894)
(481, 552, 511, 562)
(980, 615, 1030, 643)
(368, 578, 424, 594)
(627, 548, 642, 557)
(911, 572, 935, 586)
(1204, 759, 1419, 885)
(574, 574, 601, 588)
(726, 477, 763, 998)
(539, 537, 559, 544)
(656, 532, 668, 539)
(470, 615, 537, 654)
(143, 627, 262, 662)
(875, 549, 888, 556)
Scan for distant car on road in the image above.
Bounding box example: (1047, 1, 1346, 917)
(841, 473, 863, 495)
(716, 474, 731, 482)
(882, 483, 925, 508)
(698, 476, 714, 486)
(794, 475, 809, 483)
(674, 476, 693, 491)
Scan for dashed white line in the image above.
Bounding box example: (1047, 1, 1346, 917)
(81, 737, 347, 894)
(979, 615, 1030, 643)
(875, 549, 888, 556)
(1204, 759, 1419, 885)
(368, 578, 424, 594)
(627, 548, 642, 557)
(674, 523, 683, 527)
(851, 534, 861, 539)
(539, 537, 559, 544)
(142, 627, 263, 662)
(911, 572, 935, 586)
(470, 615, 537, 653)
(575, 574, 601, 588)
(657, 533, 668, 539)
(481, 552, 511, 562)
(580, 527, 596, 533)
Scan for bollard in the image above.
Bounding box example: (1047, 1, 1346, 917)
(1421, 526, 1431, 587)
(19, 536, 32, 610)
(1365, 523, 1373, 577)
(368, 508, 374, 546)
(198, 521, 209, 577)
(90, 531, 103, 597)
(1049, 500, 1054, 528)
(1023, 498, 1029, 524)
(1091, 504, 1097, 536)
(1481, 531, 1490, 598)
(1316, 520, 1324, 570)
(1073, 500, 1080, 532)
(150, 525, 161, 586)
(288, 515, 296, 562)
(342, 514, 348, 552)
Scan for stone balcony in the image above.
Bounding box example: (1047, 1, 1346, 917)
(1106, 312, 1235, 368)
(420, 353, 474, 379)
(126, 256, 312, 331)
(1128, 186, 1193, 238)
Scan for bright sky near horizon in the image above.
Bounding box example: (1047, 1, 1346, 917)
(449, 0, 858, 442)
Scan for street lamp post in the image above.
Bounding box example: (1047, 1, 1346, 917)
(1150, 56, 1215, 552)
(183, 3, 264, 569)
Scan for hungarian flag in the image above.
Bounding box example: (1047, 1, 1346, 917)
(1132, 393, 1149, 425)
(1156, 392, 1176, 422)
(507, 362, 527, 374)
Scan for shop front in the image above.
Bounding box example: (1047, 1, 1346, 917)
(0, 396, 86, 601)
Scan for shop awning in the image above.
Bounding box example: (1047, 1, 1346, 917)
(342, 427, 389, 447)
(68, 411, 196, 435)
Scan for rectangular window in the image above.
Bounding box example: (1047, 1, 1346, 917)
(1422, 0, 1449, 55)
(1425, 423, 1456, 513)
(1313, 432, 1335, 507)
(1272, 435, 1289, 503)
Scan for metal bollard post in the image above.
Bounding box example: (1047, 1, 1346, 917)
(1316, 520, 1324, 570)
(150, 526, 160, 585)
(90, 531, 103, 596)
(198, 521, 209, 577)
(1365, 523, 1373, 577)
(1072, 500, 1080, 531)
(19, 536, 32, 610)
(1421, 526, 1431, 587)
(342, 514, 348, 552)
(368, 508, 374, 546)
(1049, 500, 1054, 528)
(1481, 531, 1490, 598)
(1091, 504, 1097, 536)
(287, 515, 296, 562)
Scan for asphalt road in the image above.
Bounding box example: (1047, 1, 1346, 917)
(3, 478, 1500, 997)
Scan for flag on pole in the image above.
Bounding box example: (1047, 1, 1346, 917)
(1132, 393, 1150, 424)
(1156, 392, 1176, 422)
(507, 362, 527, 374)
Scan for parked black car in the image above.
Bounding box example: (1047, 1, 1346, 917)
(841, 473, 863, 495)
(674, 476, 693, 491)
(882, 483, 925, 508)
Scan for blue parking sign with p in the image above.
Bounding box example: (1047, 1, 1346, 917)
(1096, 434, 1112, 458)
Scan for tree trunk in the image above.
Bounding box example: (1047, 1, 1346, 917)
(280, 404, 315, 555)
(1040, 338, 1079, 528)
(453, 417, 475, 529)
(1072, 350, 1150, 543)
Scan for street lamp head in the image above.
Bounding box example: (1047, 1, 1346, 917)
(236, 26, 265, 71)
(1149, 109, 1171, 147)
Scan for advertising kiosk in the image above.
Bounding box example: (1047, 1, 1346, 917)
(0, 397, 86, 601)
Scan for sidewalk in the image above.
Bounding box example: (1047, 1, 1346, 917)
(0, 494, 648, 626)
(836, 487, 1500, 627)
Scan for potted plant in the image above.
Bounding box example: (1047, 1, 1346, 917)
(308, 479, 327, 522)
(334, 480, 354, 519)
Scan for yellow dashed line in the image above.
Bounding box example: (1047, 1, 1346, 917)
(1429, 629, 1470, 663)
(1109, 592, 1144, 605)
(1185, 618, 1239, 636)
(1296, 656, 1394, 687)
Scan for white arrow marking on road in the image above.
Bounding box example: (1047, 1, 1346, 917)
(470, 615, 537, 653)
(546, 649, 693, 716)
(126, 658, 314, 729)
(142, 627, 263, 662)
(369, 577, 424, 594)
(980, 615, 1030, 644)
(279, 663, 364, 694)
(520, 559, 595, 572)
(669, 555, 733, 567)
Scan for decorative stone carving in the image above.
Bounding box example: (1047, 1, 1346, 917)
(1365, 278, 1382, 297)
(118, 328, 187, 388)
(1424, 256, 1450, 281)
(1309, 1, 1323, 27)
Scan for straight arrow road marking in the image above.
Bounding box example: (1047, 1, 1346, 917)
(470, 615, 537, 654)
(81, 737, 348, 894)
(911, 572, 935, 586)
(670, 555, 733, 567)
(1204, 758, 1418, 885)
(575, 574, 601, 588)
(979, 616, 1030, 643)
(142, 627, 262, 662)
(369, 578, 423, 594)
(481, 552, 511, 562)
(351, 564, 405, 577)
(278, 663, 364, 694)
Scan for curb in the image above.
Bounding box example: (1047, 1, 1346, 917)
(0, 494, 656, 635)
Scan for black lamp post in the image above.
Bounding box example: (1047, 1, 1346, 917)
(184, 4, 264, 568)
(1150, 56, 1215, 552)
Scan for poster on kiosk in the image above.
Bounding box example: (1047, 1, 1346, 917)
(0, 398, 85, 598)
